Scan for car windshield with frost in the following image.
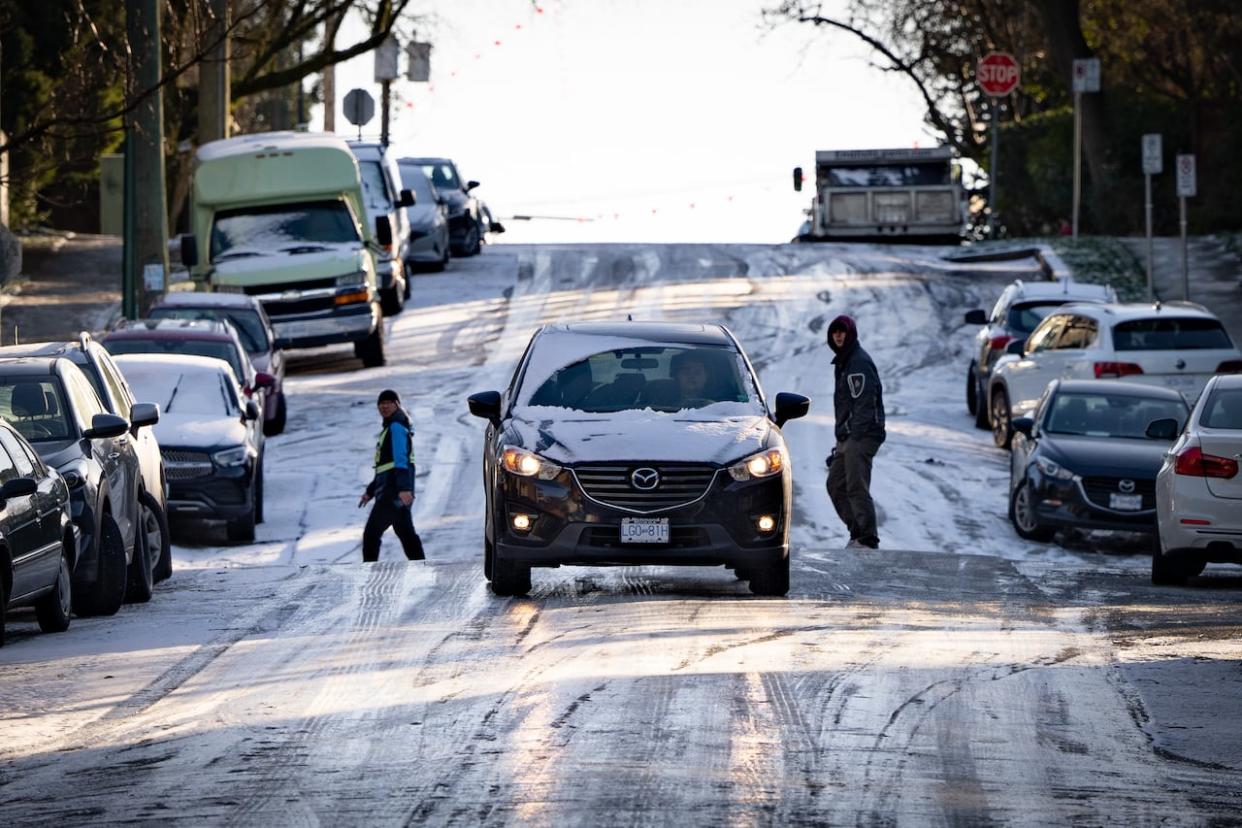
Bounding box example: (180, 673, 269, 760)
(210, 200, 360, 262)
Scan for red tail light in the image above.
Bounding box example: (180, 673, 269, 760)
(1216, 359, 1242, 373)
(1094, 361, 1144, 379)
(1174, 445, 1239, 479)
(989, 334, 1013, 350)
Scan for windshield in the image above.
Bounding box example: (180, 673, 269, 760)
(122, 366, 239, 418)
(399, 164, 436, 203)
(1112, 317, 1233, 351)
(0, 378, 72, 442)
(420, 162, 461, 192)
(358, 160, 393, 211)
(210, 201, 359, 261)
(1007, 302, 1065, 334)
(522, 344, 759, 413)
(1044, 392, 1187, 439)
(105, 339, 244, 383)
(1202, 388, 1242, 429)
(149, 308, 269, 354)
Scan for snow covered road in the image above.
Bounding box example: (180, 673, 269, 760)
(2, 243, 1241, 824)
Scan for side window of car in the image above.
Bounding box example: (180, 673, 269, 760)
(97, 354, 134, 412)
(1027, 316, 1066, 353)
(0, 429, 35, 478)
(0, 433, 20, 483)
(1054, 315, 1099, 350)
(991, 290, 1013, 324)
(64, 370, 105, 427)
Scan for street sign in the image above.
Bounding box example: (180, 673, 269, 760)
(978, 52, 1020, 96)
(1142, 134, 1163, 175)
(1176, 154, 1197, 198)
(1072, 58, 1100, 93)
(343, 88, 375, 127)
(374, 36, 400, 82)
(406, 42, 432, 82)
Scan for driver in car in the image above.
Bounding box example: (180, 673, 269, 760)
(671, 351, 714, 408)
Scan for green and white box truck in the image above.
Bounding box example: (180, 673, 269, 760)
(180, 132, 389, 366)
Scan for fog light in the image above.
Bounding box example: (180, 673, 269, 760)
(512, 513, 532, 532)
(756, 515, 776, 533)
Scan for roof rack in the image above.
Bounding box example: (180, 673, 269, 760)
(77, 331, 93, 352)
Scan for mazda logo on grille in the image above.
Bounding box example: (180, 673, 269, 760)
(630, 467, 660, 490)
(1176, 358, 1186, 370)
(1118, 479, 1136, 494)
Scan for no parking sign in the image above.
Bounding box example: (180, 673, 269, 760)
(1176, 155, 1197, 198)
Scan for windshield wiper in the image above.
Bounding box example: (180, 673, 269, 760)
(278, 244, 332, 255)
(214, 248, 267, 261)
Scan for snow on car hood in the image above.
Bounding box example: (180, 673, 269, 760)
(153, 413, 248, 451)
(211, 245, 368, 288)
(510, 403, 771, 464)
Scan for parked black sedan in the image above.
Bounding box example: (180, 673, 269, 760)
(0, 418, 75, 646)
(468, 322, 809, 597)
(1007, 379, 1189, 542)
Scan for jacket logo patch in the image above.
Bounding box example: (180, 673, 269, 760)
(848, 373, 866, 398)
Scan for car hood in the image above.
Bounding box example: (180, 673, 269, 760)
(1042, 434, 1170, 478)
(508, 404, 773, 464)
(153, 413, 248, 450)
(405, 204, 443, 229)
(211, 245, 369, 288)
(438, 190, 470, 215)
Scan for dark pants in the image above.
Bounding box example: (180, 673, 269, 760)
(362, 498, 425, 562)
(826, 437, 881, 547)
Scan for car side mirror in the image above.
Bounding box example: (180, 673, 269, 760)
(375, 215, 393, 247)
(399, 188, 416, 208)
(1006, 340, 1027, 356)
(254, 372, 276, 390)
(83, 413, 130, 440)
(180, 233, 199, 268)
(792, 166, 803, 192)
(1145, 417, 1179, 441)
(129, 402, 160, 429)
(965, 309, 987, 325)
(489, 221, 506, 234)
(0, 477, 37, 502)
(1011, 416, 1035, 438)
(465, 180, 480, 191)
(468, 390, 502, 426)
(773, 392, 811, 427)
(243, 400, 261, 422)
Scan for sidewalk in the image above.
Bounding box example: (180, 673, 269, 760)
(1119, 235, 1242, 343)
(0, 234, 121, 344)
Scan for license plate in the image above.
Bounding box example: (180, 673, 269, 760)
(621, 517, 670, 544)
(1164, 376, 1196, 389)
(1110, 493, 1143, 511)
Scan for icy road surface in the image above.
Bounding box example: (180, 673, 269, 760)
(3, 243, 1241, 824)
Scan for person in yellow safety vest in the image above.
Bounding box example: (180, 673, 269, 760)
(358, 389, 425, 562)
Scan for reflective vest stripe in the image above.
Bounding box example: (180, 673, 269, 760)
(374, 425, 416, 473)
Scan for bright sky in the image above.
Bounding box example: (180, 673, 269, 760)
(312, 0, 934, 243)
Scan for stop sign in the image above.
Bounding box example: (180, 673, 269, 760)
(978, 52, 1020, 96)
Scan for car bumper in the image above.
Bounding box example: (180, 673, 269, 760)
(1157, 472, 1242, 561)
(166, 465, 255, 521)
(1030, 474, 1157, 533)
(493, 467, 790, 568)
(270, 302, 378, 349)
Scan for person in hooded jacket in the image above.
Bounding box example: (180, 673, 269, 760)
(358, 389, 426, 562)
(825, 315, 886, 548)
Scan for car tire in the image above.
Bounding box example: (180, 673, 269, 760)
(461, 222, 481, 257)
(355, 321, 386, 368)
(140, 490, 172, 583)
(227, 508, 256, 544)
(404, 268, 414, 298)
(264, 392, 287, 437)
(483, 535, 494, 582)
(73, 515, 127, 617)
(35, 546, 73, 634)
(966, 362, 978, 416)
(748, 556, 790, 597)
(380, 285, 404, 317)
(1009, 480, 1056, 542)
(255, 461, 265, 525)
(125, 506, 155, 604)
(1151, 536, 1204, 585)
(991, 387, 1013, 448)
(490, 554, 531, 597)
(0, 572, 8, 647)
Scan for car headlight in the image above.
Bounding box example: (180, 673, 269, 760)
(1034, 456, 1076, 481)
(501, 446, 562, 480)
(335, 271, 367, 287)
(728, 449, 785, 481)
(57, 459, 90, 490)
(212, 446, 252, 467)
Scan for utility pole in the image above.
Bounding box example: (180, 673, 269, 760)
(198, 0, 230, 144)
(123, 0, 170, 317)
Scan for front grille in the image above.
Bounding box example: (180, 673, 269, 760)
(571, 464, 717, 513)
(580, 526, 711, 549)
(161, 449, 212, 480)
(245, 276, 337, 296)
(1081, 476, 1156, 511)
(262, 296, 336, 317)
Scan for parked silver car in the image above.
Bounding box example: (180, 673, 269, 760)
(1152, 373, 1242, 584)
(397, 160, 451, 273)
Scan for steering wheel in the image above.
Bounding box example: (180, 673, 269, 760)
(682, 397, 714, 409)
(23, 421, 54, 439)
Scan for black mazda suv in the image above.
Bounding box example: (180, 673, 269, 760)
(468, 322, 810, 597)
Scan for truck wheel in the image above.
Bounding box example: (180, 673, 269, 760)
(264, 393, 287, 437)
(355, 322, 387, 368)
(125, 505, 154, 604)
(35, 547, 73, 634)
(380, 285, 404, 316)
(140, 490, 173, 583)
(73, 515, 127, 617)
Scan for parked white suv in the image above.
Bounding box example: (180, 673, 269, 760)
(1151, 373, 1242, 584)
(987, 301, 1242, 447)
(347, 141, 415, 317)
